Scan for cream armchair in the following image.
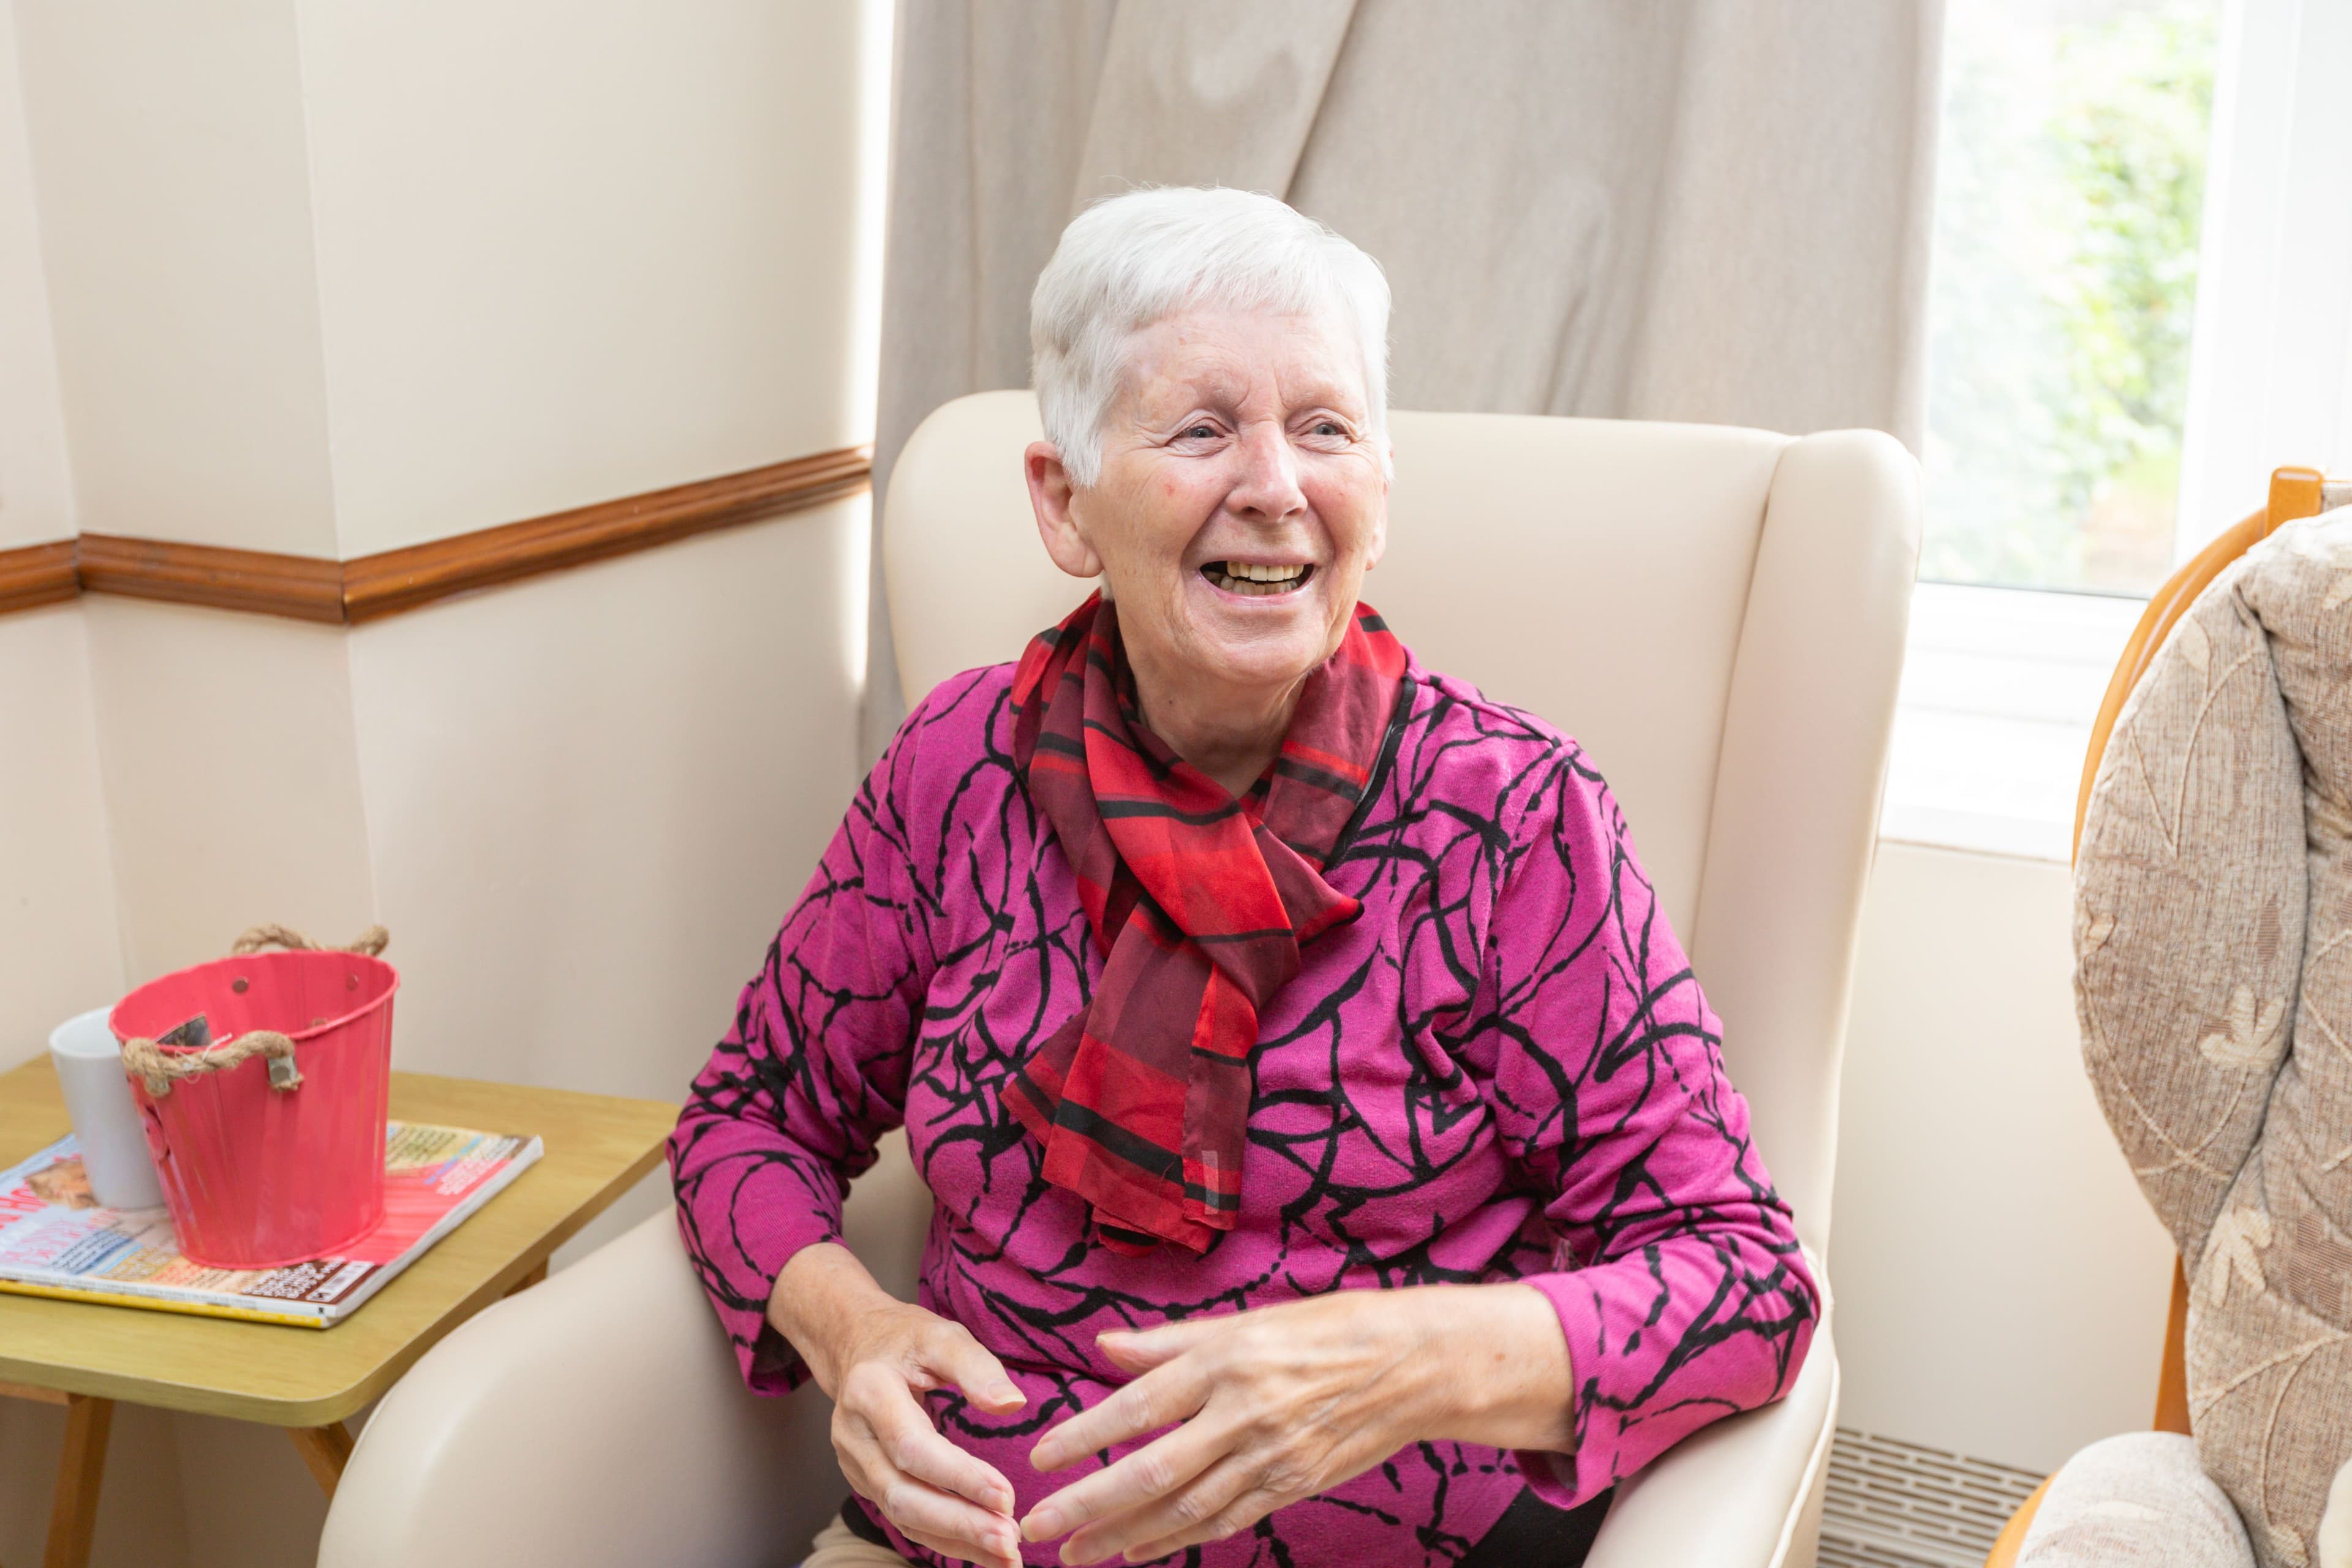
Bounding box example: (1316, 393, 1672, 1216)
(318, 395, 1918, 1568)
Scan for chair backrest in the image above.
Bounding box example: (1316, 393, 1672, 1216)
(2068, 464, 2331, 1440)
(883, 391, 1920, 1256)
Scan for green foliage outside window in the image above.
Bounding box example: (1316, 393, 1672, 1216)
(1923, 0, 2217, 594)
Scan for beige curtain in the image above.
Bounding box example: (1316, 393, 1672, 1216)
(867, 0, 1943, 752)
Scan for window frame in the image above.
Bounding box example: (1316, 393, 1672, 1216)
(1888, 0, 2352, 862)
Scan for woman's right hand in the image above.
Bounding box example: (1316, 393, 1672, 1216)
(771, 1242, 1028, 1568)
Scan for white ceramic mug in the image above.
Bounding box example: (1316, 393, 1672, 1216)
(47, 1006, 167, 1211)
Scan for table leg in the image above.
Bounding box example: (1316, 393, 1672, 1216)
(289, 1422, 354, 1498)
(42, 1394, 112, 1568)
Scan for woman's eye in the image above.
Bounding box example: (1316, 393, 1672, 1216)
(1182, 424, 1218, 440)
(1308, 420, 1346, 438)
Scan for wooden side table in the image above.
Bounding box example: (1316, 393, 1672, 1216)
(0, 1058, 676, 1568)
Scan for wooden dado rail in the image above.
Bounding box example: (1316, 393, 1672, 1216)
(0, 445, 870, 625)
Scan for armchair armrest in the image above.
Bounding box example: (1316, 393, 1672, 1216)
(1585, 1322, 1840, 1568)
(1984, 1476, 2053, 1568)
(318, 1208, 843, 1568)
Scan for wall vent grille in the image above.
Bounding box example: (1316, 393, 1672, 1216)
(1818, 1427, 2045, 1568)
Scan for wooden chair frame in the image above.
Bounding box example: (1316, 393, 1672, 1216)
(1982, 467, 2329, 1566)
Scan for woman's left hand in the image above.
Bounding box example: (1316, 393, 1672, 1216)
(1019, 1283, 1570, 1565)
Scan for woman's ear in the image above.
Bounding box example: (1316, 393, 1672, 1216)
(1025, 442, 1102, 580)
(1360, 436, 1393, 573)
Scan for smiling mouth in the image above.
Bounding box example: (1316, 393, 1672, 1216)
(1201, 560, 1315, 597)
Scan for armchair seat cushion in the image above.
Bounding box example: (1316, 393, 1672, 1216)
(2018, 1433, 2252, 1567)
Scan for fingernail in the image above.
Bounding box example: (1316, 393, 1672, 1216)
(1023, 1509, 1058, 1541)
(991, 1379, 1025, 1404)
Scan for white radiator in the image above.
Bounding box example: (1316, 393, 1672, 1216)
(1817, 1428, 2045, 1568)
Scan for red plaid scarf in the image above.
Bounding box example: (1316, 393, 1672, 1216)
(1005, 593, 1406, 1253)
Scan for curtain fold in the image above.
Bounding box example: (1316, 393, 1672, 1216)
(868, 0, 1118, 756)
(1069, 1, 1358, 206)
(867, 0, 1942, 753)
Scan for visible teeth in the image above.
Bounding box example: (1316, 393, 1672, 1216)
(1203, 561, 1311, 595)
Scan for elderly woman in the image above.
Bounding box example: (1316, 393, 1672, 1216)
(669, 187, 1817, 1568)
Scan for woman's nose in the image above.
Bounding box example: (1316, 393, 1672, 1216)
(1228, 422, 1306, 521)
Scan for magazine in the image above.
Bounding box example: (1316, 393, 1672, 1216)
(0, 1121, 543, 1327)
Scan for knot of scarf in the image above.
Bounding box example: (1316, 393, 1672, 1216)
(1005, 592, 1406, 1253)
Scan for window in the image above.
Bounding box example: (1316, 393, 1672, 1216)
(1884, 0, 2224, 861)
(1923, 0, 2220, 596)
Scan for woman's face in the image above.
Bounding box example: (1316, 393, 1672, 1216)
(1028, 305, 1388, 704)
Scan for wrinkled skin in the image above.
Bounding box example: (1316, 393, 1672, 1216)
(1019, 1286, 1570, 1565)
(1023, 304, 1388, 796)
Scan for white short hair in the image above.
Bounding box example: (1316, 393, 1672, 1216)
(1029, 187, 1391, 488)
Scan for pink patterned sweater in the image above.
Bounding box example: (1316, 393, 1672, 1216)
(669, 654, 1817, 1567)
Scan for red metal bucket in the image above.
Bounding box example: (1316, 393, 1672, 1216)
(110, 949, 398, 1269)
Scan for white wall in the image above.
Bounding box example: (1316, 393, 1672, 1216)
(295, 0, 878, 555)
(0, 609, 122, 1087)
(1830, 842, 2178, 1475)
(1, 2, 882, 1564)
(6, 0, 879, 1072)
(78, 598, 379, 982)
(0, 4, 112, 1063)
(345, 502, 865, 1100)
(0, 0, 68, 551)
(12, 0, 338, 556)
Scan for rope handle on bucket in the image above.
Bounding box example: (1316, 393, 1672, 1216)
(122, 1030, 304, 1096)
(121, 924, 391, 1097)
(231, 923, 389, 958)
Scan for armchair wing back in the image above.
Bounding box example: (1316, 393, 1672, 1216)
(886, 391, 1920, 1257)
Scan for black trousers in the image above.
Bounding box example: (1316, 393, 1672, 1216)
(1455, 1483, 1611, 1567)
(841, 1483, 1611, 1565)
